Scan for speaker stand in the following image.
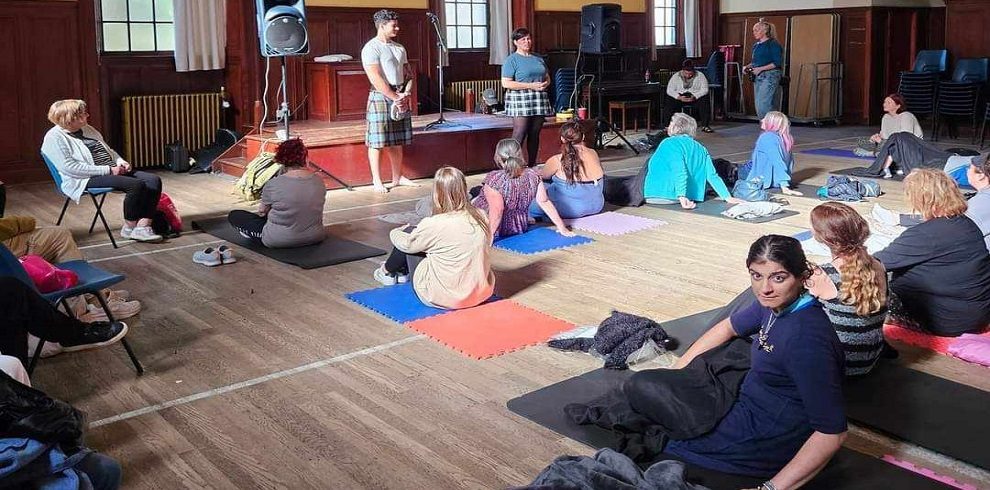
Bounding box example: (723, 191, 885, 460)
(424, 14, 469, 131)
(594, 117, 638, 154)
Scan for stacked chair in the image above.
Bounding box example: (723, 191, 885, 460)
(553, 68, 577, 112)
(933, 57, 988, 142)
(979, 102, 990, 149)
(897, 50, 947, 121)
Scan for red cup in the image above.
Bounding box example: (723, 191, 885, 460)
(577, 107, 588, 120)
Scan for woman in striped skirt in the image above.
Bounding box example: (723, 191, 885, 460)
(501, 28, 553, 166)
(805, 202, 889, 375)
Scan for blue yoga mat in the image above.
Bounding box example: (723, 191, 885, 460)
(346, 283, 500, 324)
(792, 230, 813, 241)
(800, 148, 874, 160)
(494, 227, 593, 255)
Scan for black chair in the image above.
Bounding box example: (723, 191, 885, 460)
(554, 68, 576, 111)
(933, 81, 981, 142)
(898, 71, 939, 117)
(978, 102, 990, 149)
(696, 50, 725, 121)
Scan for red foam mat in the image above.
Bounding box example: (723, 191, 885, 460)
(406, 300, 575, 359)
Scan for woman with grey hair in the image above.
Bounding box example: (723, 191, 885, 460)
(642, 113, 741, 209)
(743, 19, 783, 119)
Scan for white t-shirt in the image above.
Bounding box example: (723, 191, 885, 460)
(361, 38, 408, 86)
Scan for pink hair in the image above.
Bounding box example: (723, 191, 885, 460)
(760, 111, 794, 153)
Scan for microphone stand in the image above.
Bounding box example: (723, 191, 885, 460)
(425, 13, 470, 131)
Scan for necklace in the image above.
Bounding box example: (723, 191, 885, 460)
(757, 313, 777, 353)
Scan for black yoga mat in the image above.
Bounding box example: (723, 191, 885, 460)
(192, 217, 386, 269)
(845, 363, 990, 470)
(662, 289, 755, 355)
(646, 199, 800, 224)
(831, 166, 903, 181)
(508, 369, 953, 490)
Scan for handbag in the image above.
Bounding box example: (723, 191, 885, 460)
(731, 176, 769, 202)
(18, 255, 78, 293)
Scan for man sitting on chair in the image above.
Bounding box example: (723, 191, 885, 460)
(663, 60, 713, 134)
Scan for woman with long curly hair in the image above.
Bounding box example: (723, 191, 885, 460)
(226, 138, 327, 249)
(529, 121, 605, 220)
(806, 202, 888, 375)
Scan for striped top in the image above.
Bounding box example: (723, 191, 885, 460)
(69, 130, 115, 166)
(819, 263, 887, 376)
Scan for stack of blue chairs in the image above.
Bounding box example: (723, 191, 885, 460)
(933, 57, 988, 142)
(554, 68, 577, 112)
(898, 50, 948, 118)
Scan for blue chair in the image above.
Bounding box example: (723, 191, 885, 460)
(952, 58, 989, 83)
(41, 153, 119, 248)
(913, 50, 948, 74)
(695, 50, 725, 122)
(0, 244, 144, 375)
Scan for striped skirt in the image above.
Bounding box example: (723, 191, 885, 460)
(366, 91, 413, 149)
(504, 89, 553, 117)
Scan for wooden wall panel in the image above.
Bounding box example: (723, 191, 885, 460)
(944, 0, 990, 61)
(839, 10, 871, 124)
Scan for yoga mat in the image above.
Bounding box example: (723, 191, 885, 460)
(660, 289, 756, 355)
(800, 148, 875, 160)
(507, 369, 953, 489)
(831, 167, 976, 191)
(647, 200, 800, 224)
(406, 300, 574, 359)
(494, 226, 594, 255)
(845, 362, 990, 470)
(192, 217, 385, 269)
(769, 182, 821, 197)
(346, 283, 451, 323)
(563, 211, 668, 236)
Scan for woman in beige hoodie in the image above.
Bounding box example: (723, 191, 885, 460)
(374, 167, 495, 309)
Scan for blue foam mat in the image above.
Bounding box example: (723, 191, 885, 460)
(494, 227, 593, 255)
(346, 283, 501, 324)
(792, 230, 813, 241)
(346, 283, 448, 323)
(800, 148, 874, 160)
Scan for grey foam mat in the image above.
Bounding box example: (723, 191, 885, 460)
(192, 217, 386, 269)
(646, 199, 800, 224)
(507, 369, 953, 489)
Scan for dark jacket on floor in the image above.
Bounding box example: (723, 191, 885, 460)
(549, 311, 675, 370)
(517, 448, 710, 490)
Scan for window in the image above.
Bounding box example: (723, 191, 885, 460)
(653, 0, 676, 47)
(445, 0, 488, 50)
(100, 0, 175, 52)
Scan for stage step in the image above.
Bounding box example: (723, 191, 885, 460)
(214, 156, 248, 177)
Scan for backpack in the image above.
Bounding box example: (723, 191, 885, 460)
(818, 175, 879, 202)
(150, 192, 182, 238)
(712, 158, 739, 188)
(233, 152, 282, 201)
(732, 176, 769, 202)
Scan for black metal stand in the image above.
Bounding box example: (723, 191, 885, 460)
(424, 15, 469, 131)
(277, 56, 352, 190)
(583, 52, 637, 154)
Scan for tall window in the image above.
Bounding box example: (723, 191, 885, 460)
(445, 0, 488, 50)
(653, 0, 677, 47)
(100, 0, 175, 52)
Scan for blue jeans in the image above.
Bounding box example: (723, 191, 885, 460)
(77, 452, 122, 490)
(753, 70, 781, 119)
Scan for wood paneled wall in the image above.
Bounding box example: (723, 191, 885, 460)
(944, 0, 990, 61)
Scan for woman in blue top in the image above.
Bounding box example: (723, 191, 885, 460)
(739, 111, 802, 196)
(667, 235, 847, 486)
(501, 27, 553, 166)
(744, 19, 784, 119)
(643, 113, 741, 209)
(529, 121, 605, 220)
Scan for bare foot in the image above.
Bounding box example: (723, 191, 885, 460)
(372, 181, 389, 194)
(387, 176, 421, 189)
(781, 187, 803, 196)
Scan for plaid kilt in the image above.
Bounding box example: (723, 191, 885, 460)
(504, 89, 553, 117)
(366, 91, 412, 148)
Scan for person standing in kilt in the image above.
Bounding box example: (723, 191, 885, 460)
(501, 28, 553, 166)
(362, 9, 418, 193)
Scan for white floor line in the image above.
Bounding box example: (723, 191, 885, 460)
(848, 424, 990, 483)
(88, 240, 226, 263)
(90, 335, 425, 429)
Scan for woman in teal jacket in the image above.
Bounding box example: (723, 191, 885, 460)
(643, 113, 741, 209)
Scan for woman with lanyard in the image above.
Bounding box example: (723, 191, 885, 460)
(744, 19, 784, 119)
(664, 235, 847, 489)
(501, 28, 553, 166)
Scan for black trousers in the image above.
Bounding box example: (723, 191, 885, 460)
(0, 277, 87, 365)
(86, 170, 162, 221)
(227, 210, 266, 240)
(663, 96, 712, 127)
(383, 248, 425, 276)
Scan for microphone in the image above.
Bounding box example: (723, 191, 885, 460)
(426, 12, 438, 19)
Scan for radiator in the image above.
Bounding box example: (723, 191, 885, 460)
(445, 80, 504, 111)
(121, 93, 221, 168)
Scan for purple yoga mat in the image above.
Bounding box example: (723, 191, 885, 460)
(563, 211, 668, 236)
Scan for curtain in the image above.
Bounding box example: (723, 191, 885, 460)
(173, 0, 226, 72)
(683, 0, 701, 58)
(488, 0, 512, 65)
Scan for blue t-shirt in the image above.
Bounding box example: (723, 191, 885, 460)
(752, 39, 783, 69)
(501, 52, 548, 83)
(665, 296, 847, 477)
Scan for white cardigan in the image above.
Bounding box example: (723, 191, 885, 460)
(666, 71, 710, 100)
(41, 125, 123, 202)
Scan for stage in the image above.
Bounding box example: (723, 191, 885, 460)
(215, 112, 596, 189)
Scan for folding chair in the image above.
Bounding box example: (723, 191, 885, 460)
(0, 244, 144, 375)
(40, 153, 119, 248)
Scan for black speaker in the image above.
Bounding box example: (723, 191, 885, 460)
(580, 3, 622, 54)
(256, 0, 309, 57)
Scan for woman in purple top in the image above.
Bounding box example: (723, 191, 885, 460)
(472, 139, 573, 238)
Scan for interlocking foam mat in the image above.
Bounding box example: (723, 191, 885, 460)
(493, 226, 594, 254)
(563, 211, 668, 236)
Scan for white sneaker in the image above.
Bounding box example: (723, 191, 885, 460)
(193, 247, 223, 267)
(217, 245, 237, 264)
(397, 274, 409, 284)
(79, 300, 142, 322)
(120, 226, 134, 239)
(129, 226, 163, 242)
(895, 168, 904, 175)
(373, 266, 397, 286)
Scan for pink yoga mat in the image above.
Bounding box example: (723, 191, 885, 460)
(564, 212, 667, 236)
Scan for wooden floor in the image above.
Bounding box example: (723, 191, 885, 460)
(6, 122, 990, 489)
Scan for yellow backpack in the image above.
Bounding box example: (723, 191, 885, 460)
(233, 152, 282, 201)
